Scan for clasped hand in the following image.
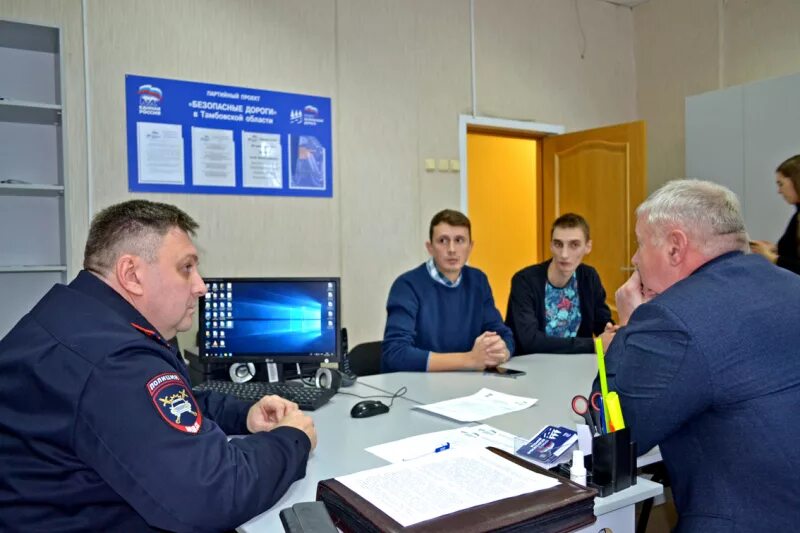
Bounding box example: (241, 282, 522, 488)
(247, 395, 318, 450)
(469, 331, 509, 370)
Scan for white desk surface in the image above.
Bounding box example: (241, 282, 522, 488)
(238, 380, 462, 532)
(239, 354, 662, 531)
(359, 353, 599, 435)
(358, 353, 662, 516)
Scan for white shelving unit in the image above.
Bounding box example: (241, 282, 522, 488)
(0, 20, 67, 336)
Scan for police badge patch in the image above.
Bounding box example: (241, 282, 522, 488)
(146, 373, 203, 434)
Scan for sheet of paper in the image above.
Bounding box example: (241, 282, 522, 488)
(413, 388, 537, 422)
(365, 424, 520, 463)
(191, 126, 235, 187)
(576, 423, 593, 455)
(336, 447, 559, 528)
(242, 131, 282, 188)
(136, 122, 185, 185)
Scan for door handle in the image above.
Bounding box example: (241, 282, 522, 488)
(620, 266, 635, 272)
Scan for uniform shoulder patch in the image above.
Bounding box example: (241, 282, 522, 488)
(146, 372, 203, 434)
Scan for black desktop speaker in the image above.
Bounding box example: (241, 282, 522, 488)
(338, 327, 357, 387)
(315, 367, 343, 391)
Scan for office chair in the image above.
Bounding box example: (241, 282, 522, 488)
(346, 341, 382, 376)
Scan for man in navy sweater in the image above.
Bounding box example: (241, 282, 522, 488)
(382, 209, 514, 372)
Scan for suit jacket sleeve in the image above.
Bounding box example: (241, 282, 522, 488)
(600, 302, 713, 453)
(382, 277, 430, 372)
(73, 353, 310, 532)
(506, 271, 594, 354)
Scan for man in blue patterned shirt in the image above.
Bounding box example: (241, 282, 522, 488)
(506, 213, 613, 354)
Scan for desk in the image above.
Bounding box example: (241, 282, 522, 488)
(361, 354, 663, 468)
(358, 354, 662, 532)
(238, 380, 462, 532)
(239, 355, 661, 532)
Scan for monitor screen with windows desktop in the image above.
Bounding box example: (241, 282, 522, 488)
(198, 277, 340, 365)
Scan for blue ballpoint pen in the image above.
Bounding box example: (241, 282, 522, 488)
(596, 396, 607, 435)
(403, 442, 451, 461)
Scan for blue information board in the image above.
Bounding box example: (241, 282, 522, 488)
(125, 74, 332, 197)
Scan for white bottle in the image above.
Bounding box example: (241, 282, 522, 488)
(570, 449, 587, 486)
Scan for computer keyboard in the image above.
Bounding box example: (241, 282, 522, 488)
(193, 380, 335, 411)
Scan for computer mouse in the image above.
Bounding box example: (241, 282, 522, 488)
(350, 400, 390, 418)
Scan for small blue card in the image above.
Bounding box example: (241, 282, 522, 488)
(516, 425, 578, 464)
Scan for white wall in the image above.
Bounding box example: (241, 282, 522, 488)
(635, 0, 800, 191)
(1, 0, 637, 348)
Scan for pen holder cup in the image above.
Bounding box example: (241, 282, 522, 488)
(588, 427, 637, 497)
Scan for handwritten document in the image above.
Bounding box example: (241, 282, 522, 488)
(336, 447, 559, 527)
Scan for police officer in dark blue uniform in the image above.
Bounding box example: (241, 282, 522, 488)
(0, 200, 317, 532)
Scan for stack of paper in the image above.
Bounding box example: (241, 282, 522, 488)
(336, 447, 560, 527)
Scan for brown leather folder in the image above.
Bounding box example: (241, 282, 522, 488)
(316, 447, 597, 532)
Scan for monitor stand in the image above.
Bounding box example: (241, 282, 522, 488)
(265, 361, 313, 383)
(266, 362, 281, 383)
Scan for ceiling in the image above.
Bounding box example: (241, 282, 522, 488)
(593, 0, 652, 7)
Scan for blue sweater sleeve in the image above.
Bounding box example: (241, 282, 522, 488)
(381, 276, 431, 372)
(478, 272, 516, 355)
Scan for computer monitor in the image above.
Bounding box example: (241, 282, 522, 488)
(198, 277, 340, 365)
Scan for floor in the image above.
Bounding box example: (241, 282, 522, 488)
(635, 488, 678, 533)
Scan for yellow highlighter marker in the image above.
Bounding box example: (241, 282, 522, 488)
(594, 338, 612, 433)
(594, 338, 609, 397)
(606, 392, 626, 431)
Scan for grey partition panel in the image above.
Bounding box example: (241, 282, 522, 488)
(0, 19, 67, 340)
(742, 74, 800, 240)
(0, 122, 61, 184)
(0, 271, 61, 335)
(0, 46, 59, 104)
(0, 196, 63, 266)
(685, 86, 744, 201)
(686, 73, 800, 242)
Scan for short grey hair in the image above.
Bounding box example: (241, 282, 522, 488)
(636, 179, 748, 257)
(84, 200, 199, 275)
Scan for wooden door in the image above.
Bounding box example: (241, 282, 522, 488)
(542, 121, 647, 319)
